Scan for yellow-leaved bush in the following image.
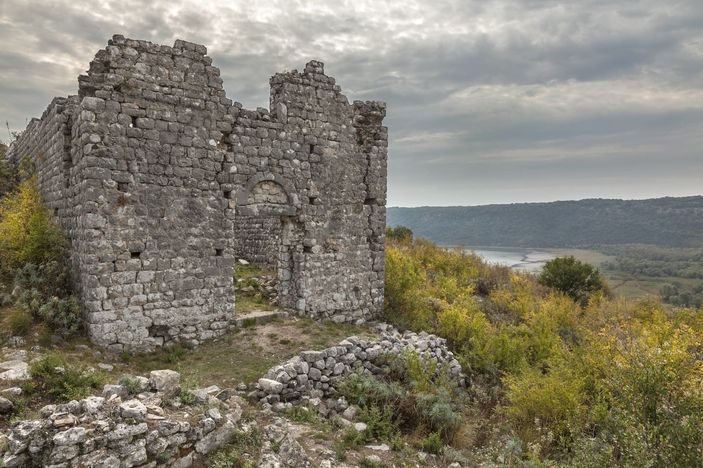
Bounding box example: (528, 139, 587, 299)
(384, 234, 703, 465)
(0, 176, 66, 275)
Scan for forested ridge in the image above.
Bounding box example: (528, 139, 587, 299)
(388, 196, 703, 248)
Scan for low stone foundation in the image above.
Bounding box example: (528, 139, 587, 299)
(253, 324, 465, 417)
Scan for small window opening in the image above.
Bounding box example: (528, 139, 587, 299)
(215, 248, 224, 257)
(303, 245, 313, 253)
(364, 197, 377, 205)
(54, 208, 59, 216)
(118, 182, 129, 192)
(217, 132, 232, 151)
(130, 251, 142, 259)
(309, 196, 317, 204)
(129, 116, 137, 128)
(308, 144, 315, 154)
(224, 190, 232, 199)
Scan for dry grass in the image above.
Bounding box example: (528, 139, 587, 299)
(56, 318, 378, 390)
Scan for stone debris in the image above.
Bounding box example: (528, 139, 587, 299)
(0, 388, 22, 398)
(119, 399, 147, 420)
(0, 397, 14, 415)
(7, 34, 388, 352)
(255, 324, 466, 416)
(236, 272, 279, 305)
(0, 360, 29, 382)
(0, 369, 242, 467)
(259, 419, 312, 467)
(366, 443, 391, 451)
(148, 369, 181, 396)
(354, 422, 368, 432)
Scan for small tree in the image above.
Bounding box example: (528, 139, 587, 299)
(0, 143, 17, 197)
(386, 225, 414, 244)
(0, 176, 67, 276)
(539, 256, 606, 305)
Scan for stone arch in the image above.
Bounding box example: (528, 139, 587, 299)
(235, 173, 298, 216)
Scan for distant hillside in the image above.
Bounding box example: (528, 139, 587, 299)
(387, 196, 703, 248)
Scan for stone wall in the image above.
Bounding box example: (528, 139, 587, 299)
(8, 35, 388, 351)
(253, 324, 465, 418)
(232, 215, 281, 266)
(5, 96, 77, 232)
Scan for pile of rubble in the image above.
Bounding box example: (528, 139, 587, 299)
(1, 370, 242, 467)
(253, 324, 465, 417)
(235, 262, 279, 305)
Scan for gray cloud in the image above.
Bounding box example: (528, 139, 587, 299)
(1, 0, 701, 206)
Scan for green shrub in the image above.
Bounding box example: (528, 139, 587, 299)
(416, 390, 461, 441)
(29, 354, 103, 401)
(338, 366, 464, 448)
(386, 225, 414, 244)
(37, 296, 81, 337)
(119, 376, 144, 395)
(539, 256, 606, 305)
(420, 431, 443, 454)
(358, 404, 401, 442)
(335, 427, 364, 455)
(13, 261, 73, 311)
(338, 373, 403, 409)
(13, 261, 79, 337)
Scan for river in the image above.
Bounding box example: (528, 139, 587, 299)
(464, 247, 557, 273)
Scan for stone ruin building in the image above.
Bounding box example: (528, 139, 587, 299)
(7, 35, 388, 352)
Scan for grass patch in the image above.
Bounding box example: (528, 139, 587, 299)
(1, 306, 32, 336)
(234, 264, 273, 281)
(209, 428, 262, 468)
(117, 320, 376, 390)
(29, 354, 104, 401)
(236, 295, 276, 314)
(282, 405, 317, 423)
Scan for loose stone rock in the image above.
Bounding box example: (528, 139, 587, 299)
(0, 396, 14, 414)
(354, 422, 368, 432)
(149, 369, 180, 395)
(120, 399, 147, 420)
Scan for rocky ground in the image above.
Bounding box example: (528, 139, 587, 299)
(0, 328, 462, 467)
(0, 269, 467, 467)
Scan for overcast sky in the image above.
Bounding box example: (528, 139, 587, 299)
(1, 0, 701, 207)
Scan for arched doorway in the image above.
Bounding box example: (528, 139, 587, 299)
(232, 174, 300, 313)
